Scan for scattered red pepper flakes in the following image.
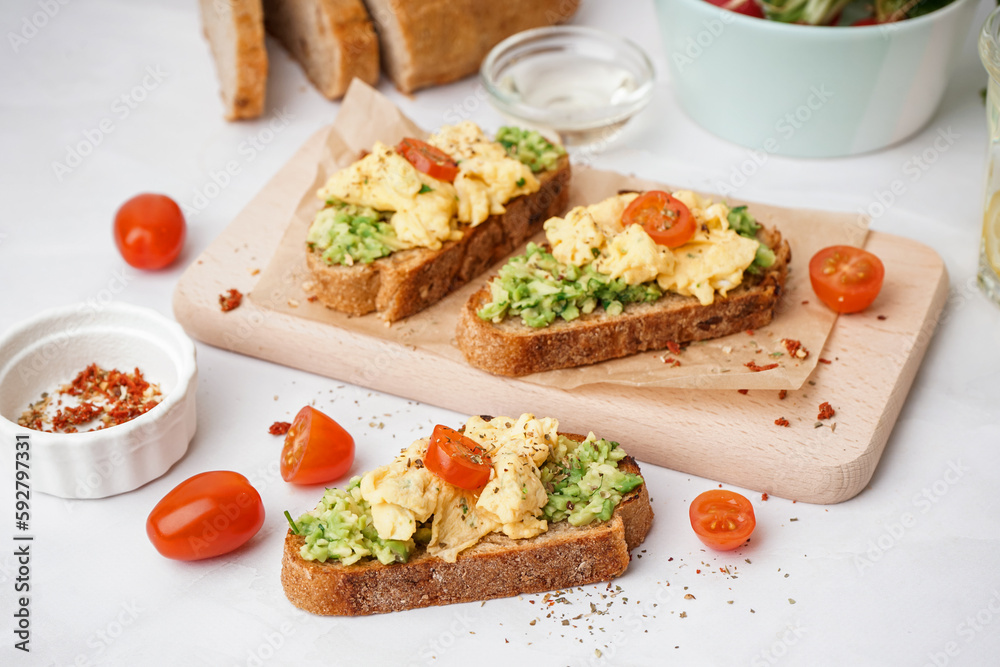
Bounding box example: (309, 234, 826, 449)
(219, 288, 243, 312)
(877, 315, 887, 321)
(761, 493, 769, 501)
(737, 389, 749, 395)
(778, 389, 788, 400)
(817, 402, 835, 420)
(781, 338, 809, 360)
(801, 300, 809, 305)
(269, 421, 291, 436)
(745, 360, 779, 373)
(307, 295, 319, 303)
(818, 358, 833, 365)
(774, 417, 790, 427)
(18, 363, 162, 433)
(666, 341, 682, 355)
(662, 357, 681, 367)
(745, 329, 755, 336)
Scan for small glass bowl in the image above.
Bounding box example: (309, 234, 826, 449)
(481, 26, 655, 149)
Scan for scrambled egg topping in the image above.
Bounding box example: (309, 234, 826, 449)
(358, 413, 557, 563)
(428, 122, 539, 226)
(316, 122, 539, 252)
(543, 191, 760, 305)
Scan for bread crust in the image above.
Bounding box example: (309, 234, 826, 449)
(199, 0, 268, 120)
(456, 226, 792, 376)
(306, 155, 571, 323)
(263, 0, 379, 99)
(280, 441, 652, 616)
(363, 0, 581, 93)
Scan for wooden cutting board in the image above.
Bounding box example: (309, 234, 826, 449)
(173, 130, 948, 505)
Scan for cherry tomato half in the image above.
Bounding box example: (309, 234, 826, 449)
(808, 245, 885, 314)
(281, 406, 355, 485)
(689, 489, 756, 551)
(113, 193, 186, 270)
(623, 191, 697, 248)
(395, 137, 460, 182)
(424, 424, 492, 491)
(146, 471, 265, 561)
(705, 0, 765, 18)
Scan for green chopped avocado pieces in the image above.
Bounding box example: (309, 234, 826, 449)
(496, 126, 565, 173)
(540, 435, 643, 526)
(306, 199, 404, 266)
(727, 205, 775, 274)
(477, 243, 662, 328)
(292, 478, 413, 566)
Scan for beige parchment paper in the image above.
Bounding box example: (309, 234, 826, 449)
(251, 80, 868, 391)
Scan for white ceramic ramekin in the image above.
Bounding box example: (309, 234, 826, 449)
(0, 302, 197, 499)
(656, 0, 978, 157)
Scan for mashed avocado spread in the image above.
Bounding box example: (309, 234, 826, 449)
(287, 478, 414, 565)
(496, 126, 565, 173)
(307, 200, 403, 266)
(541, 435, 643, 525)
(477, 242, 662, 328)
(286, 415, 643, 566)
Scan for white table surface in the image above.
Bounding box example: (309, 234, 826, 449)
(3, 0, 1000, 665)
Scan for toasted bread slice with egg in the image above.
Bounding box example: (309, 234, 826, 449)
(305, 154, 571, 323)
(280, 435, 651, 616)
(456, 225, 791, 377)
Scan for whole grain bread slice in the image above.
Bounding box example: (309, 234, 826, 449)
(199, 0, 269, 120)
(306, 155, 571, 323)
(281, 447, 651, 616)
(362, 0, 580, 93)
(456, 226, 792, 377)
(262, 0, 379, 100)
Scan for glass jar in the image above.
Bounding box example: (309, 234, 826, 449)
(978, 7, 1000, 304)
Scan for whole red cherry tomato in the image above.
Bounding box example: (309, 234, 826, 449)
(281, 406, 355, 485)
(113, 193, 186, 269)
(146, 471, 265, 561)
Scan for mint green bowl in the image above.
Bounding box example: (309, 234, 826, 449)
(656, 0, 978, 157)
